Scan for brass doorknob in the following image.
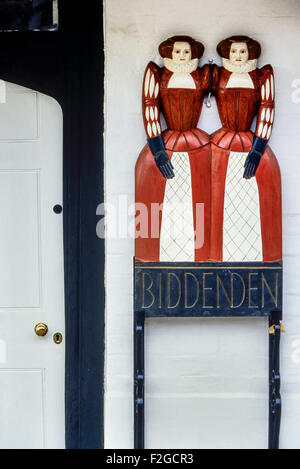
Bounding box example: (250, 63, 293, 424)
(34, 323, 48, 337)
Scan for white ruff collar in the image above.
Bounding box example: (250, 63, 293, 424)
(163, 57, 198, 74)
(222, 58, 257, 73)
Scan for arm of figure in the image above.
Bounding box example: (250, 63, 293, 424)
(244, 65, 275, 179)
(210, 64, 220, 96)
(200, 62, 213, 107)
(142, 61, 174, 179)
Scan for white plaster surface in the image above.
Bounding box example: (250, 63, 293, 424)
(104, 0, 300, 449)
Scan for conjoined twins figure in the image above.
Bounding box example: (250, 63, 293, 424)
(135, 35, 282, 264)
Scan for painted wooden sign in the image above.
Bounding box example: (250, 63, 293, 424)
(135, 262, 282, 317)
(134, 35, 283, 450)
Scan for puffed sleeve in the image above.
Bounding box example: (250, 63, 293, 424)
(255, 64, 275, 142)
(142, 61, 162, 139)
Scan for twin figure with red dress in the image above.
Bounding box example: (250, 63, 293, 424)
(135, 35, 282, 265)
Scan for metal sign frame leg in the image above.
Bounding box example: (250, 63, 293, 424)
(134, 310, 145, 449)
(134, 313, 283, 450)
(268, 311, 282, 450)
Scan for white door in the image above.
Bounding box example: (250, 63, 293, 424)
(0, 80, 65, 449)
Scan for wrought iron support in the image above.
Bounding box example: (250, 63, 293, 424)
(134, 310, 145, 449)
(268, 310, 282, 449)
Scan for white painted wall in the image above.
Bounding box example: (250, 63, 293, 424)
(104, 0, 300, 449)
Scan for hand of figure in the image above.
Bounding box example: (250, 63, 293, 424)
(243, 150, 261, 179)
(154, 151, 175, 179)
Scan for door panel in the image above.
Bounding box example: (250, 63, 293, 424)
(0, 369, 45, 449)
(0, 83, 38, 140)
(0, 82, 65, 449)
(0, 171, 40, 307)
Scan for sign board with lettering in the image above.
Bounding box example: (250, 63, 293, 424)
(134, 261, 282, 318)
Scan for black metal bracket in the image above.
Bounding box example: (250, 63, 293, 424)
(268, 310, 282, 449)
(134, 310, 145, 449)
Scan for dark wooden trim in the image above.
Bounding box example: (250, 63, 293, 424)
(0, 0, 105, 449)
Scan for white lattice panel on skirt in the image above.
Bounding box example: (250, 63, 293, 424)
(223, 151, 263, 262)
(160, 152, 194, 262)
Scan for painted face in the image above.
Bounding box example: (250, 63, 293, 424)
(229, 42, 249, 64)
(172, 41, 192, 63)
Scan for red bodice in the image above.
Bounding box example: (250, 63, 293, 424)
(213, 68, 260, 132)
(159, 68, 208, 131)
(211, 65, 275, 152)
(142, 62, 210, 145)
(216, 88, 260, 132)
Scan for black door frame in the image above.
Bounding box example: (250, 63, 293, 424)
(0, 1, 105, 449)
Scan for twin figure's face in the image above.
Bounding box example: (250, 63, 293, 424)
(172, 41, 249, 64)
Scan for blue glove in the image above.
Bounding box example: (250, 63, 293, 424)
(243, 136, 267, 179)
(147, 135, 175, 179)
